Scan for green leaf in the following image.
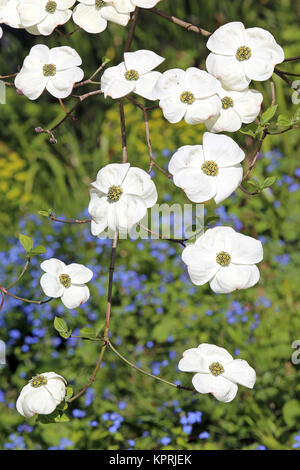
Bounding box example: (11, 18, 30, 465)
(277, 114, 291, 127)
(19, 234, 34, 252)
(65, 387, 73, 401)
(38, 210, 51, 217)
(262, 176, 278, 189)
(102, 56, 111, 65)
(239, 123, 258, 138)
(260, 105, 278, 125)
(80, 327, 99, 340)
(54, 316, 72, 339)
(28, 245, 46, 256)
(283, 399, 300, 426)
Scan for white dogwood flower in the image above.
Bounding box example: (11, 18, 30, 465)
(15, 44, 83, 100)
(169, 133, 245, 204)
(206, 22, 284, 91)
(111, 0, 161, 12)
(178, 343, 256, 403)
(73, 0, 130, 34)
(40, 258, 93, 309)
(155, 67, 222, 124)
(18, 0, 76, 36)
(89, 162, 157, 235)
(16, 372, 67, 418)
(0, 0, 23, 28)
(101, 49, 165, 100)
(205, 84, 263, 133)
(182, 226, 263, 294)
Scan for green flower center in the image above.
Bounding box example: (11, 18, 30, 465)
(107, 185, 123, 203)
(180, 91, 195, 105)
(236, 46, 252, 61)
(59, 273, 71, 288)
(43, 64, 56, 77)
(95, 0, 105, 8)
(216, 251, 231, 267)
(209, 362, 224, 376)
(221, 96, 234, 109)
(30, 374, 48, 388)
(45, 1, 57, 13)
(201, 160, 219, 176)
(124, 69, 139, 81)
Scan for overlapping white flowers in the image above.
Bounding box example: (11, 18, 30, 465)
(73, 0, 130, 34)
(178, 343, 256, 402)
(169, 133, 245, 204)
(205, 84, 263, 133)
(206, 21, 284, 91)
(101, 49, 165, 100)
(18, 0, 76, 36)
(155, 67, 222, 124)
(88, 162, 158, 235)
(14, 44, 84, 100)
(182, 226, 263, 294)
(0, 0, 23, 29)
(16, 372, 67, 418)
(40, 258, 93, 309)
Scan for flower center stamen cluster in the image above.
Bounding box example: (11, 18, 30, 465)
(180, 91, 195, 105)
(124, 69, 139, 81)
(95, 0, 105, 9)
(45, 1, 57, 13)
(201, 160, 219, 176)
(43, 64, 56, 76)
(59, 273, 71, 288)
(107, 185, 123, 202)
(209, 362, 224, 376)
(221, 96, 234, 109)
(216, 251, 231, 266)
(236, 46, 252, 61)
(30, 374, 48, 388)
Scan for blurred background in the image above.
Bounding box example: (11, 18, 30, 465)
(1, 0, 300, 450)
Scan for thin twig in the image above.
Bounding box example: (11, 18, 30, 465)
(124, 7, 140, 52)
(150, 7, 211, 37)
(7, 259, 31, 290)
(118, 99, 127, 163)
(49, 212, 91, 225)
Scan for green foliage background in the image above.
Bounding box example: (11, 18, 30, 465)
(1, 0, 300, 451)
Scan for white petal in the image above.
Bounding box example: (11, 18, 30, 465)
(113, 194, 148, 230)
(184, 95, 221, 124)
(65, 264, 93, 284)
(244, 45, 285, 82)
(88, 189, 109, 232)
(205, 108, 242, 133)
(40, 273, 63, 298)
(234, 89, 263, 123)
(185, 67, 221, 98)
(178, 348, 209, 373)
(207, 21, 246, 55)
(37, 10, 72, 36)
(134, 71, 162, 100)
(61, 284, 90, 309)
(227, 232, 263, 264)
(93, 162, 130, 193)
(15, 71, 47, 100)
(124, 49, 165, 75)
(122, 167, 157, 207)
(18, 0, 46, 27)
(196, 343, 234, 364)
(245, 27, 284, 57)
(168, 145, 204, 175)
(223, 359, 256, 389)
(159, 95, 186, 123)
(133, 0, 160, 7)
(206, 53, 250, 91)
(17, 388, 58, 417)
(155, 68, 185, 99)
(46, 68, 83, 99)
(72, 3, 107, 33)
(101, 5, 130, 26)
(49, 46, 82, 69)
(46, 376, 67, 402)
(173, 167, 217, 203)
(210, 264, 260, 293)
(195, 226, 235, 253)
(182, 245, 219, 285)
(214, 165, 243, 204)
(40, 258, 66, 275)
(192, 373, 238, 402)
(110, 0, 135, 13)
(203, 132, 245, 167)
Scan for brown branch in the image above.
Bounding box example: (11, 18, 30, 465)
(150, 7, 211, 37)
(118, 99, 127, 163)
(274, 69, 293, 86)
(124, 7, 140, 52)
(104, 232, 118, 340)
(49, 212, 91, 225)
(242, 130, 268, 182)
(283, 55, 300, 62)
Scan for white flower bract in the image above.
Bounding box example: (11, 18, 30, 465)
(72, 0, 130, 34)
(205, 84, 263, 133)
(178, 343, 256, 402)
(101, 49, 165, 100)
(40, 258, 93, 309)
(0, 0, 23, 28)
(206, 21, 284, 91)
(88, 162, 158, 235)
(182, 226, 263, 294)
(155, 67, 222, 124)
(16, 372, 67, 418)
(14, 44, 84, 100)
(169, 132, 245, 204)
(18, 0, 76, 36)
(108, 0, 161, 13)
